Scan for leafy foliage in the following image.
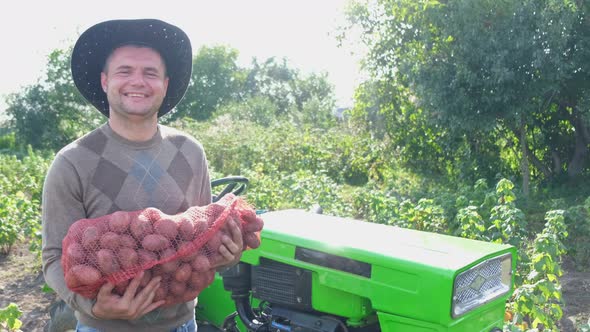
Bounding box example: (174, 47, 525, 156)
(343, 0, 590, 184)
(0, 148, 50, 255)
(170, 45, 244, 121)
(5, 49, 102, 151)
(0, 303, 23, 331)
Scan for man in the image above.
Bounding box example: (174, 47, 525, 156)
(42, 19, 243, 332)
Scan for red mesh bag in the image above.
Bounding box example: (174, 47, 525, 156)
(61, 194, 263, 306)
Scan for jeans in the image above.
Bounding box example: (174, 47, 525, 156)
(76, 318, 197, 332)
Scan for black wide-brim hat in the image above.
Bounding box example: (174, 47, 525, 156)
(71, 19, 192, 117)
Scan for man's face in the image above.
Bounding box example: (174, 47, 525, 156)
(101, 45, 169, 120)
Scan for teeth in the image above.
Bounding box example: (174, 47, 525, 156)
(126, 93, 146, 97)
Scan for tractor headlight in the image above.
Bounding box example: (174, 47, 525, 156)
(452, 253, 512, 318)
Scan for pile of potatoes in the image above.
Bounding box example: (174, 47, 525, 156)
(62, 195, 263, 305)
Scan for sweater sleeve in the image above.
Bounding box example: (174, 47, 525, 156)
(41, 154, 98, 318)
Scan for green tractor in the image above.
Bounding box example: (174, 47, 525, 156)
(46, 177, 515, 332)
(196, 179, 516, 332)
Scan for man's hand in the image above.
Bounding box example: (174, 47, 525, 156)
(91, 271, 165, 320)
(216, 218, 244, 270)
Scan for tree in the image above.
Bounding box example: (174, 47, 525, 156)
(6, 49, 102, 150)
(344, 0, 590, 190)
(244, 57, 300, 116)
(170, 45, 244, 121)
(244, 57, 337, 126)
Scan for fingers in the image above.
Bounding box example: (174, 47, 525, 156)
(97, 281, 116, 298)
(92, 272, 163, 320)
(135, 287, 161, 317)
(122, 271, 144, 301)
(134, 275, 161, 304)
(227, 218, 243, 249)
(218, 243, 234, 261)
(220, 234, 239, 256)
(126, 274, 162, 320)
(92, 282, 116, 318)
(138, 299, 166, 317)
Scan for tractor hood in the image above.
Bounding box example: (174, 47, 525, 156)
(258, 209, 512, 272)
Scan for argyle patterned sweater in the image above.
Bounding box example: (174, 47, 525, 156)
(41, 123, 211, 331)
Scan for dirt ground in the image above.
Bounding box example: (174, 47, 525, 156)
(0, 243, 55, 332)
(0, 242, 588, 332)
(558, 257, 590, 331)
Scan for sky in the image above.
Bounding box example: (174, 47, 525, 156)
(0, 0, 366, 114)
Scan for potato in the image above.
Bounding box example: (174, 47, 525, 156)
(142, 207, 162, 222)
(117, 247, 139, 269)
(109, 211, 131, 233)
(204, 269, 215, 285)
(114, 279, 130, 295)
(181, 288, 200, 302)
(142, 234, 170, 251)
(177, 242, 198, 262)
(190, 254, 211, 272)
(188, 269, 215, 290)
(154, 283, 168, 302)
(66, 242, 86, 264)
(82, 226, 101, 250)
(130, 215, 153, 240)
(97, 249, 120, 274)
(244, 216, 264, 233)
(240, 209, 257, 224)
(189, 271, 205, 290)
(86, 252, 98, 268)
(154, 218, 178, 240)
(206, 231, 224, 252)
(99, 232, 121, 250)
(67, 221, 89, 242)
(119, 234, 138, 248)
(244, 232, 261, 249)
(137, 249, 158, 266)
(159, 248, 179, 273)
(178, 218, 194, 241)
(193, 220, 207, 237)
(65, 270, 81, 289)
(169, 280, 187, 296)
(174, 263, 192, 282)
(69, 265, 101, 286)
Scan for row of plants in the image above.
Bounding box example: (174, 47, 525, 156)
(1, 115, 590, 330)
(0, 147, 50, 256)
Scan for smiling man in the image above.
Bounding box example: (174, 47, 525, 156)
(101, 45, 170, 141)
(41, 19, 243, 332)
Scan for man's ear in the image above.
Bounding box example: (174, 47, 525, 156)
(100, 72, 107, 93)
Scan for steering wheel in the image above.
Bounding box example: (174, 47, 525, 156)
(211, 176, 249, 202)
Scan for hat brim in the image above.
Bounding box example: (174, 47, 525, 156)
(71, 19, 192, 117)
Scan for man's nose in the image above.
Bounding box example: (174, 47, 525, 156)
(129, 71, 146, 86)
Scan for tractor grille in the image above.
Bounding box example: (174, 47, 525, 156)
(252, 258, 313, 311)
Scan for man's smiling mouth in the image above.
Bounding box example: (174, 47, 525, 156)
(124, 93, 148, 98)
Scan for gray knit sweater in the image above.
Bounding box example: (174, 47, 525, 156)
(42, 123, 211, 331)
